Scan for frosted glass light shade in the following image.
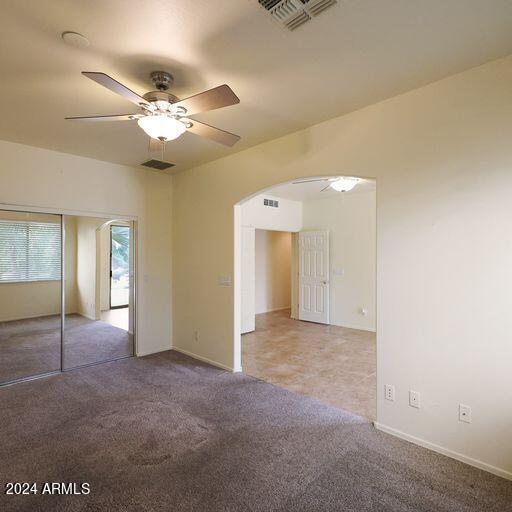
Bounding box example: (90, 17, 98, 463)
(330, 177, 359, 192)
(137, 115, 186, 141)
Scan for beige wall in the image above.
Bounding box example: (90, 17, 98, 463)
(302, 190, 376, 331)
(64, 215, 78, 315)
(75, 216, 110, 320)
(172, 56, 512, 478)
(241, 194, 302, 232)
(255, 230, 292, 315)
(0, 140, 173, 356)
(99, 224, 110, 312)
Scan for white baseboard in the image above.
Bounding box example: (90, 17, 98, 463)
(172, 347, 235, 372)
(80, 313, 97, 321)
(137, 346, 171, 357)
(0, 311, 87, 323)
(374, 422, 512, 481)
(330, 320, 376, 332)
(256, 306, 291, 315)
(0, 312, 60, 322)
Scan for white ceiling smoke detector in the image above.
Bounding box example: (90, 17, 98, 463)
(61, 31, 90, 48)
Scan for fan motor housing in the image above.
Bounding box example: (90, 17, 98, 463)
(150, 70, 173, 90)
(142, 90, 180, 105)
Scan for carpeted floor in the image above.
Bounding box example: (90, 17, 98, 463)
(0, 314, 132, 383)
(0, 351, 510, 511)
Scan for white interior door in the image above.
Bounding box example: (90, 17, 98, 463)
(241, 225, 255, 333)
(298, 230, 330, 324)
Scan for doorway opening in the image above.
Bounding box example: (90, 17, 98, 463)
(235, 176, 377, 420)
(110, 225, 130, 310)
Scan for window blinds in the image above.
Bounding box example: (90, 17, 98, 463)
(0, 220, 61, 282)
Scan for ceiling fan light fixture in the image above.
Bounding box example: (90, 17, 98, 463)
(330, 177, 360, 192)
(137, 115, 186, 141)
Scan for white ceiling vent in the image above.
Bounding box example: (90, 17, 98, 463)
(258, 0, 337, 30)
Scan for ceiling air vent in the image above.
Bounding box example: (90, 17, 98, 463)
(258, 0, 337, 30)
(263, 198, 279, 208)
(140, 159, 175, 171)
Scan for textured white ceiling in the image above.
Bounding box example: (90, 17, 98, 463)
(1, 0, 512, 172)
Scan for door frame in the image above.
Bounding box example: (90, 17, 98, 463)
(109, 224, 130, 310)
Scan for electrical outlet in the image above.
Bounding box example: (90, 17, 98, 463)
(384, 384, 395, 401)
(459, 404, 471, 423)
(409, 390, 420, 408)
(360, 307, 367, 316)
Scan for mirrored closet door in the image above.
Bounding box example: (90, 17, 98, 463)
(62, 216, 134, 370)
(0, 210, 62, 383)
(0, 209, 135, 386)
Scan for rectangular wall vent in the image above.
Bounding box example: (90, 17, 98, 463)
(263, 198, 279, 208)
(258, 0, 337, 30)
(140, 159, 175, 171)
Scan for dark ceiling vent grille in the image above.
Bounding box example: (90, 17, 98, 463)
(257, 0, 337, 30)
(140, 159, 175, 171)
(307, 0, 336, 16)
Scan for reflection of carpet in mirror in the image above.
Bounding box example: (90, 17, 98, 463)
(0, 314, 132, 383)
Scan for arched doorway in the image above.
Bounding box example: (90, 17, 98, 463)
(234, 176, 377, 420)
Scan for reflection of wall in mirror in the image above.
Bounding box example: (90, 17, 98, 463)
(0, 213, 131, 323)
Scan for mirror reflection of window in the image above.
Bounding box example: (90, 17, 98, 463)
(0, 210, 62, 384)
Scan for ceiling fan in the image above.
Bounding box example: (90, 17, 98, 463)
(66, 71, 241, 152)
(292, 176, 360, 192)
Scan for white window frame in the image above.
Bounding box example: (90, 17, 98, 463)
(0, 219, 61, 284)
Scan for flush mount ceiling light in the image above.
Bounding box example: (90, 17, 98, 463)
(137, 115, 186, 142)
(330, 177, 360, 192)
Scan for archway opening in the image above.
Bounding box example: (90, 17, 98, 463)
(234, 175, 377, 420)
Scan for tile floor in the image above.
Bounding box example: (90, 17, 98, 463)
(242, 309, 376, 420)
(101, 307, 129, 331)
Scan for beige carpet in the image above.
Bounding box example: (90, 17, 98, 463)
(0, 350, 510, 511)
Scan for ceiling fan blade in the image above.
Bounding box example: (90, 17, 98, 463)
(184, 119, 240, 147)
(292, 178, 333, 184)
(65, 114, 143, 122)
(173, 85, 239, 116)
(82, 72, 151, 108)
